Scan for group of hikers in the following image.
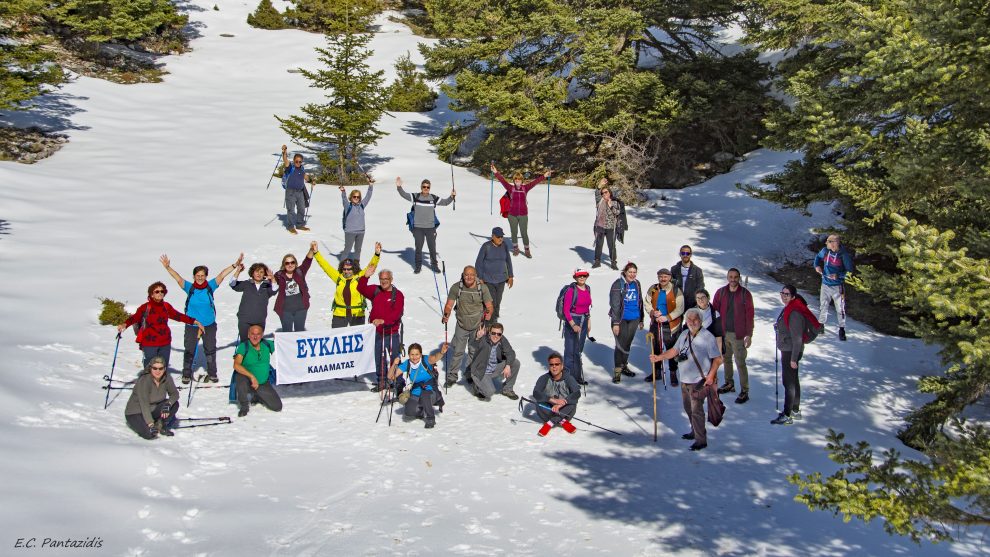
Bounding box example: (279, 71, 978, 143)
(117, 148, 855, 446)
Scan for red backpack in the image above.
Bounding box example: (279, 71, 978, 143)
(499, 192, 510, 218)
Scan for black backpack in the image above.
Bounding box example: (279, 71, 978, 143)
(555, 283, 589, 322)
(184, 282, 216, 314)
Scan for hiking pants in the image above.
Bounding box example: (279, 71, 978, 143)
(285, 189, 307, 229)
(342, 232, 365, 265)
(374, 330, 403, 385)
(818, 283, 846, 327)
(649, 321, 679, 382)
(183, 323, 217, 379)
(488, 281, 506, 323)
(234, 374, 283, 412)
(563, 314, 589, 382)
(331, 314, 366, 328)
(536, 402, 576, 425)
(507, 215, 530, 247)
(681, 382, 707, 445)
(404, 390, 438, 421)
(781, 350, 802, 416)
(593, 226, 617, 264)
(446, 323, 476, 382)
(141, 345, 171, 371)
(126, 400, 178, 440)
(613, 319, 639, 370)
(722, 332, 749, 392)
(412, 227, 438, 270)
(278, 309, 308, 333)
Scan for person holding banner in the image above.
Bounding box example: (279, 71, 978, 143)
(358, 259, 404, 391)
(233, 324, 282, 418)
(314, 242, 381, 328)
(388, 342, 448, 429)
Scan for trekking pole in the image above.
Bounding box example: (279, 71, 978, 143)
(520, 397, 622, 436)
(489, 160, 494, 215)
(104, 332, 122, 409)
(449, 155, 456, 211)
(775, 328, 780, 412)
(178, 416, 232, 422)
(659, 326, 669, 391)
(840, 284, 846, 324)
(546, 169, 551, 222)
(186, 329, 203, 407)
(441, 261, 450, 383)
(647, 332, 657, 443)
(266, 154, 281, 189)
(304, 179, 315, 223)
(173, 417, 233, 430)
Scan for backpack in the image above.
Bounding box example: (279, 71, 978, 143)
(555, 283, 589, 322)
(281, 164, 292, 189)
(132, 304, 151, 336)
(499, 192, 510, 218)
(342, 203, 354, 229)
(802, 313, 822, 344)
(406, 194, 440, 232)
(184, 282, 216, 315)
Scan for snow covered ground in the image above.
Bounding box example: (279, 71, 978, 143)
(0, 3, 983, 556)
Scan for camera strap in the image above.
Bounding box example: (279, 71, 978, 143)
(687, 333, 707, 383)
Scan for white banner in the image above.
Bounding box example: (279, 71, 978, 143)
(273, 324, 376, 385)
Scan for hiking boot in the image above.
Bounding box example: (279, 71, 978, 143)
(592, 260, 602, 269)
(689, 443, 707, 451)
(717, 382, 735, 394)
(297, 226, 310, 231)
(681, 432, 695, 440)
(205, 374, 218, 383)
(237, 406, 249, 418)
(644, 372, 659, 383)
(839, 327, 847, 341)
(431, 264, 441, 273)
(181, 375, 191, 385)
(524, 247, 532, 259)
(609, 262, 619, 270)
(792, 410, 802, 421)
(288, 228, 298, 235)
(770, 413, 793, 425)
(735, 391, 750, 404)
(501, 390, 519, 400)
(424, 418, 436, 429)
(512, 247, 520, 256)
(576, 377, 589, 386)
(538, 422, 553, 437)
(561, 420, 576, 434)
(613, 367, 622, 383)
(620, 367, 635, 377)
(475, 392, 491, 402)
(443, 378, 457, 388)
(670, 371, 679, 387)
(414, 267, 422, 274)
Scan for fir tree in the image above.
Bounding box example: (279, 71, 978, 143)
(0, 1, 64, 110)
(285, 0, 379, 33)
(385, 51, 436, 112)
(51, 0, 188, 44)
(745, 0, 990, 541)
(247, 0, 286, 30)
(276, 28, 386, 182)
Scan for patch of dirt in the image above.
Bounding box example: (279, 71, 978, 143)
(0, 127, 68, 164)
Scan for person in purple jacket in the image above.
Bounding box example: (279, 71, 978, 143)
(273, 243, 316, 332)
(491, 163, 551, 258)
(561, 269, 592, 385)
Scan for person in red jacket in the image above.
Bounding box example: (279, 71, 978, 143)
(118, 281, 204, 371)
(491, 163, 551, 258)
(711, 268, 754, 404)
(357, 257, 404, 391)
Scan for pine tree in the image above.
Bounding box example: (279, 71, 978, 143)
(0, 1, 64, 110)
(284, 0, 379, 33)
(51, 0, 188, 44)
(745, 0, 990, 541)
(247, 0, 286, 30)
(275, 28, 386, 182)
(385, 52, 436, 112)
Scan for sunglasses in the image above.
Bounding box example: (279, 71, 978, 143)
(285, 261, 297, 265)
(342, 267, 353, 272)
(152, 289, 165, 294)
(680, 251, 692, 256)
(780, 292, 792, 296)
(421, 186, 431, 190)
(490, 331, 503, 337)
(151, 366, 165, 371)
(549, 362, 563, 367)
(351, 195, 361, 199)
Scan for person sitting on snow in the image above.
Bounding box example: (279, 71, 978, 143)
(531, 352, 581, 437)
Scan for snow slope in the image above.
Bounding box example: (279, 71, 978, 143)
(0, 4, 983, 556)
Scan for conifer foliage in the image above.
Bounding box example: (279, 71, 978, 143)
(276, 27, 386, 183)
(0, 2, 64, 110)
(384, 52, 436, 112)
(746, 0, 990, 541)
(247, 0, 286, 30)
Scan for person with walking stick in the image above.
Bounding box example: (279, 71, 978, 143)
(340, 173, 374, 266)
(531, 352, 581, 437)
(771, 285, 819, 425)
(358, 257, 404, 392)
(388, 342, 448, 429)
(118, 282, 205, 370)
(442, 266, 493, 388)
(490, 163, 551, 258)
(650, 308, 723, 451)
(281, 145, 311, 235)
(124, 356, 179, 439)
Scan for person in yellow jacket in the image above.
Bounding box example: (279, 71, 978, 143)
(645, 268, 685, 385)
(312, 241, 381, 328)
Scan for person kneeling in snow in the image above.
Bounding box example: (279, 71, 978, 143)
(233, 324, 283, 418)
(531, 352, 581, 436)
(388, 342, 448, 429)
(124, 356, 179, 440)
(467, 322, 520, 401)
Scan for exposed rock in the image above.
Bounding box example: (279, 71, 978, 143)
(0, 127, 68, 164)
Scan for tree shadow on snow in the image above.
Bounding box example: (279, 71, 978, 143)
(0, 93, 90, 132)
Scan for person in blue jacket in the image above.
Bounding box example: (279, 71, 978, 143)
(475, 226, 514, 323)
(388, 342, 448, 429)
(813, 234, 854, 341)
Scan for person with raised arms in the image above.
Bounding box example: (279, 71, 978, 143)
(230, 262, 278, 343)
(340, 175, 374, 266)
(272, 245, 315, 333)
(281, 144, 312, 235)
(491, 163, 551, 258)
(313, 241, 381, 328)
(233, 324, 282, 418)
(160, 253, 242, 383)
(396, 176, 455, 274)
(388, 342, 448, 429)
(358, 254, 405, 391)
(118, 281, 204, 370)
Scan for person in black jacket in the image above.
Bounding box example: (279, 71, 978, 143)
(475, 227, 514, 323)
(670, 245, 705, 310)
(230, 262, 278, 342)
(467, 322, 520, 401)
(532, 352, 581, 436)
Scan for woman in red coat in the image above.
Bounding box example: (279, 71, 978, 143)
(118, 281, 204, 370)
(491, 163, 551, 258)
